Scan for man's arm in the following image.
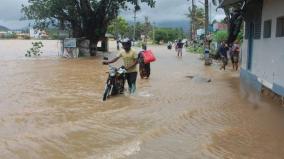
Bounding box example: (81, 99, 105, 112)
(103, 56, 120, 65)
(126, 59, 138, 70)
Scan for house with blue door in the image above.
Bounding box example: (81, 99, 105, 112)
(220, 0, 284, 98)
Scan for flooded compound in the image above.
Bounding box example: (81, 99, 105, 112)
(1, 40, 284, 159)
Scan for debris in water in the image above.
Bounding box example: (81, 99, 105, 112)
(186, 75, 194, 79)
(186, 75, 212, 83)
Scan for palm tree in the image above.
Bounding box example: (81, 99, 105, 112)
(187, 1, 205, 40)
(205, 0, 223, 35)
(187, 0, 196, 40)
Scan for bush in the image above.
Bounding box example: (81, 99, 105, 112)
(213, 30, 228, 43)
(25, 42, 44, 57)
(187, 46, 204, 54)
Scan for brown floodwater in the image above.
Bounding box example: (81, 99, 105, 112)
(0, 40, 284, 159)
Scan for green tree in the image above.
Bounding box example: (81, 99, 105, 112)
(213, 30, 228, 43)
(127, 22, 146, 40)
(22, 0, 155, 56)
(108, 16, 129, 39)
(153, 28, 185, 44)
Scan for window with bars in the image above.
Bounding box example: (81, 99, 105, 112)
(244, 1, 263, 40)
(254, 21, 262, 39)
(276, 16, 284, 37)
(263, 20, 272, 38)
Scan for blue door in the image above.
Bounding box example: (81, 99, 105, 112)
(247, 23, 254, 71)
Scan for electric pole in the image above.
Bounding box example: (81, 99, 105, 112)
(133, 9, 137, 42)
(192, 0, 196, 40)
(205, 0, 209, 35)
(152, 22, 155, 44)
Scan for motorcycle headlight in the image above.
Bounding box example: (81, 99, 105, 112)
(109, 69, 116, 77)
(118, 68, 126, 74)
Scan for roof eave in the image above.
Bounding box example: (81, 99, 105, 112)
(218, 0, 244, 8)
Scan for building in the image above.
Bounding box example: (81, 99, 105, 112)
(0, 31, 7, 38)
(29, 28, 48, 39)
(220, 0, 284, 98)
(213, 22, 228, 32)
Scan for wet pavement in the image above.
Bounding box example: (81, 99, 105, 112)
(0, 40, 284, 159)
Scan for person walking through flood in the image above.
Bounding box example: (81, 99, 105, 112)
(138, 44, 151, 79)
(218, 42, 228, 70)
(231, 43, 240, 71)
(103, 38, 138, 94)
(176, 39, 184, 57)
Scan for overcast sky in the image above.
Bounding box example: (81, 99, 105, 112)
(122, 0, 225, 23)
(0, 0, 225, 29)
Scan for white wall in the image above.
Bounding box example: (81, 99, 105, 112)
(241, 0, 284, 87)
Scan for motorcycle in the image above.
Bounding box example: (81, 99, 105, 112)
(167, 44, 172, 50)
(103, 62, 127, 101)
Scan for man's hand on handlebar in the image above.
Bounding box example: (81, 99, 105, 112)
(102, 61, 109, 65)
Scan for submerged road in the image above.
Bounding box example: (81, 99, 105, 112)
(0, 40, 284, 159)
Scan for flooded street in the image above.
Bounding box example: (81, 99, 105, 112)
(1, 40, 284, 159)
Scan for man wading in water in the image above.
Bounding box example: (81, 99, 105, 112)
(103, 39, 138, 94)
(176, 39, 184, 57)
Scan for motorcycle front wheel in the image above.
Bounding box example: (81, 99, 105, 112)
(103, 85, 111, 101)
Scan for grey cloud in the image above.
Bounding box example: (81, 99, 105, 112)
(0, 0, 27, 20)
(122, 0, 190, 22)
(0, 0, 225, 29)
(122, 0, 225, 23)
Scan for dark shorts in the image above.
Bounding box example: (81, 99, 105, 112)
(139, 63, 151, 78)
(231, 55, 239, 63)
(222, 57, 228, 65)
(126, 72, 138, 88)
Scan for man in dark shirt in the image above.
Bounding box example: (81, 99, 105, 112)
(218, 42, 228, 70)
(176, 39, 184, 57)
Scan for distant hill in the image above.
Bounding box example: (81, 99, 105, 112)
(128, 20, 190, 33)
(0, 25, 9, 31)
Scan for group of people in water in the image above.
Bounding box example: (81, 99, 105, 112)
(104, 38, 240, 95)
(167, 39, 188, 57)
(217, 41, 240, 71)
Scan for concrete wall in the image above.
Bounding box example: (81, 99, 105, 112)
(241, 0, 284, 96)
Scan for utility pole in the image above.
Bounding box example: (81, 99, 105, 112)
(209, 1, 212, 24)
(152, 22, 155, 44)
(205, 0, 209, 35)
(133, 9, 137, 42)
(144, 16, 150, 46)
(115, 16, 118, 39)
(192, 0, 196, 40)
(188, 0, 192, 41)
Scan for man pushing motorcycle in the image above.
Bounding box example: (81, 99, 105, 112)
(103, 38, 138, 94)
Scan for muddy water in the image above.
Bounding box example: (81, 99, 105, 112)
(1, 40, 284, 159)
